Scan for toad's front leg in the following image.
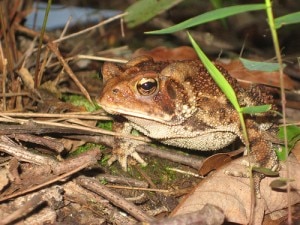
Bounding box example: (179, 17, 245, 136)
(108, 122, 147, 170)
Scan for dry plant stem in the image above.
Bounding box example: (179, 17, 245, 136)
(0, 43, 7, 111)
(47, 42, 92, 103)
(0, 112, 111, 120)
(136, 145, 203, 169)
(45, 16, 71, 67)
(16, 36, 38, 69)
(98, 174, 149, 188)
(77, 55, 128, 63)
(36, 47, 50, 86)
(15, 24, 51, 42)
(76, 176, 154, 223)
(9, 133, 64, 153)
(126, 193, 148, 204)
(104, 185, 169, 194)
(134, 165, 157, 188)
(52, 12, 128, 44)
(0, 118, 150, 142)
(64, 181, 137, 225)
(52, 148, 101, 175)
(0, 92, 29, 97)
(0, 135, 58, 166)
(15, 13, 127, 52)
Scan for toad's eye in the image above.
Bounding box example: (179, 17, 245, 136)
(136, 78, 158, 96)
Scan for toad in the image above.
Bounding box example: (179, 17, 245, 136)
(97, 55, 279, 192)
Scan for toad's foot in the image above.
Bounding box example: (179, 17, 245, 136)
(107, 139, 147, 171)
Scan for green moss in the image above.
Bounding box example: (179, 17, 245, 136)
(62, 94, 99, 112)
(97, 120, 113, 131)
(70, 143, 106, 156)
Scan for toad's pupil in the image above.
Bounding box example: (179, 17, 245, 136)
(142, 81, 156, 90)
(137, 78, 158, 95)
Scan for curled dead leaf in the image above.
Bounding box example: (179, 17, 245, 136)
(198, 153, 232, 176)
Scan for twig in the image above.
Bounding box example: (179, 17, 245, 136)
(52, 12, 128, 44)
(47, 42, 92, 103)
(0, 118, 150, 142)
(77, 55, 127, 63)
(0, 42, 7, 111)
(0, 111, 111, 120)
(76, 176, 154, 222)
(98, 174, 149, 188)
(10, 133, 65, 153)
(104, 185, 169, 193)
(0, 136, 58, 166)
(136, 145, 203, 169)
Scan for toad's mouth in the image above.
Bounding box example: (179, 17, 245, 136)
(100, 104, 176, 125)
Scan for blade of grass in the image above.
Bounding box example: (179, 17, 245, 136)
(240, 58, 283, 72)
(34, 0, 52, 88)
(274, 11, 300, 29)
(241, 105, 272, 114)
(146, 4, 266, 34)
(125, 0, 183, 28)
(187, 32, 240, 111)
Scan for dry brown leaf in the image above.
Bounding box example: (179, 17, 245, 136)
(199, 149, 244, 176)
(218, 59, 299, 90)
(198, 153, 232, 176)
(133, 46, 198, 61)
(171, 154, 300, 225)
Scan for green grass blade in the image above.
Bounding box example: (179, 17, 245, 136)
(241, 105, 271, 114)
(146, 4, 266, 34)
(274, 11, 300, 29)
(187, 32, 240, 112)
(252, 166, 279, 176)
(125, 0, 183, 28)
(240, 58, 283, 72)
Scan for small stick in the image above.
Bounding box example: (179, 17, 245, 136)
(76, 176, 154, 223)
(47, 42, 92, 103)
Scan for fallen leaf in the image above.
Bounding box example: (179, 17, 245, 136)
(218, 59, 298, 90)
(133, 46, 198, 61)
(171, 154, 300, 224)
(199, 153, 232, 176)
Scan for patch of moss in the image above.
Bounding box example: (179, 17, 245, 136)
(62, 94, 99, 112)
(97, 120, 113, 130)
(70, 143, 106, 157)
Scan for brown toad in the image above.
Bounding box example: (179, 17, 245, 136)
(97, 56, 279, 189)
